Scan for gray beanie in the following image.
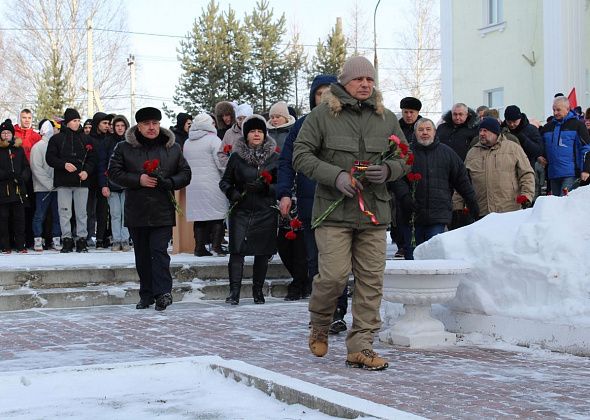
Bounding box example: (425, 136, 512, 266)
(339, 56, 375, 85)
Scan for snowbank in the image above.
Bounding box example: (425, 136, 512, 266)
(414, 185, 590, 324)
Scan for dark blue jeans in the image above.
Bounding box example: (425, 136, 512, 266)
(32, 192, 61, 237)
(549, 176, 576, 196)
(400, 223, 446, 260)
(302, 218, 348, 313)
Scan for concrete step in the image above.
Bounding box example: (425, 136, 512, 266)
(0, 260, 293, 311)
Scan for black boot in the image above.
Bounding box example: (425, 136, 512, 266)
(76, 237, 88, 253)
(136, 298, 154, 309)
(193, 223, 212, 257)
(252, 256, 268, 304)
(225, 255, 243, 305)
(210, 222, 227, 256)
(329, 307, 347, 334)
(155, 293, 173, 311)
(60, 237, 74, 253)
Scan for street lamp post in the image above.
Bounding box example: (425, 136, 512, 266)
(373, 0, 382, 87)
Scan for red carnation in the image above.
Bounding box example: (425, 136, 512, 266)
(285, 230, 297, 240)
(414, 173, 422, 181)
(515, 194, 528, 204)
(275, 146, 281, 153)
(407, 172, 422, 182)
(85, 144, 93, 152)
(260, 170, 272, 184)
(289, 217, 303, 229)
(223, 144, 232, 154)
(405, 153, 414, 165)
(143, 159, 160, 174)
(562, 188, 569, 196)
(389, 134, 401, 145)
(462, 207, 470, 215)
(399, 142, 409, 156)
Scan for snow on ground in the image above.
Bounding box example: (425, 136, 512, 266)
(0, 357, 363, 420)
(414, 185, 590, 324)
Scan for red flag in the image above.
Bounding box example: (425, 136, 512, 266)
(568, 88, 577, 109)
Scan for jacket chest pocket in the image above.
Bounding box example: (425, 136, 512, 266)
(364, 136, 389, 154)
(323, 135, 359, 170)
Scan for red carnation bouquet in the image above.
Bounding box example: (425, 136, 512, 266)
(143, 158, 183, 215)
(226, 170, 273, 217)
(312, 134, 414, 229)
(284, 217, 303, 240)
(223, 144, 232, 155)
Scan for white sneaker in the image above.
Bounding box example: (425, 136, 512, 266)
(34, 237, 43, 252)
(52, 236, 62, 251)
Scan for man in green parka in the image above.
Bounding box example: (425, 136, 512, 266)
(293, 56, 410, 371)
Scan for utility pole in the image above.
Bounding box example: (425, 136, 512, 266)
(127, 54, 136, 124)
(86, 18, 94, 117)
(373, 0, 381, 87)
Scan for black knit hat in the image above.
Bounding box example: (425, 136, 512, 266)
(0, 119, 15, 136)
(479, 117, 501, 136)
(400, 97, 422, 111)
(63, 108, 81, 125)
(242, 115, 267, 139)
(83, 119, 93, 127)
(135, 107, 162, 123)
(504, 105, 522, 121)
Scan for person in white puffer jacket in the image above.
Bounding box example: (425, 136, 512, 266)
(30, 120, 61, 251)
(184, 113, 229, 256)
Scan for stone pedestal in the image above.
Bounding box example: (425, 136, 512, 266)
(380, 259, 471, 347)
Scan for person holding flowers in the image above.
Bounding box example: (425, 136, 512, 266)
(293, 56, 410, 371)
(108, 107, 191, 311)
(391, 118, 479, 260)
(219, 115, 279, 306)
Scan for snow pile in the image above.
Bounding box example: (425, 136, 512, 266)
(415, 186, 590, 323)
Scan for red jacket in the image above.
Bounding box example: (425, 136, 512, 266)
(14, 124, 42, 162)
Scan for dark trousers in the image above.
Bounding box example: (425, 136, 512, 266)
(32, 192, 61, 237)
(302, 218, 348, 312)
(24, 178, 34, 248)
(277, 227, 309, 297)
(0, 202, 26, 250)
(400, 223, 446, 260)
(87, 187, 109, 242)
(129, 226, 173, 301)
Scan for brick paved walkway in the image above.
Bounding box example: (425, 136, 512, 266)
(1, 300, 589, 419)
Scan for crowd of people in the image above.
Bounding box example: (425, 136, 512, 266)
(1, 55, 589, 369)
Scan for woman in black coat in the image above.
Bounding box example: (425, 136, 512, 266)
(219, 115, 279, 305)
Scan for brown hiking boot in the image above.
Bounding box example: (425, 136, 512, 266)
(346, 349, 389, 371)
(309, 325, 329, 357)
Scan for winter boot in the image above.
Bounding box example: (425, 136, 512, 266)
(210, 222, 227, 256)
(252, 256, 268, 304)
(225, 255, 243, 305)
(155, 293, 173, 311)
(329, 307, 348, 335)
(346, 349, 389, 371)
(52, 237, 62, 251)
(309, 325, 329, 357)
(136, 298, 154, 309)
(76, 237, 88, 253)
(193, 223, 212, 257)
(60, 237, 74, 253)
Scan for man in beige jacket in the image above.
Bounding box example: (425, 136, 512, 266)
(464, 117, 535, 217)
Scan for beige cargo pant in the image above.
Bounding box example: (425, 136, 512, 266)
(309, 225, 386, 353)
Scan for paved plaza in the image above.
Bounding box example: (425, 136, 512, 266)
(1, 299, 589, 419)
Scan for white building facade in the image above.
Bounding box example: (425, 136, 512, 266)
(441, 0, 590, 121)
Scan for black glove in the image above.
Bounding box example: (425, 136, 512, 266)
(229, 189, 242, 203)
(521, 199, 532, 209)
(245, 180, 268, 193)
(152, 173, 174, 190)
(466, 201, 480, 220)
(401, 195, 416, 213)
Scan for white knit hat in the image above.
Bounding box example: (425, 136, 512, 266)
(191, 113, 216, 133)
(339, 56, 375, 85)
(236, 104, 254, 119)
(269, 101, 290, 119)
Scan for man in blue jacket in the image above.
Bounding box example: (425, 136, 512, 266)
(539, 96, 590, 196)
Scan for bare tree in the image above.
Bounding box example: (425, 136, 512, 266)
(346, 0, 370, 56)
(2, 0, 130, 119)
(387, 0, 441, 115)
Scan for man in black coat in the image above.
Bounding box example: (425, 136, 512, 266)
(170, 112, 192, 148)
(436, 103, 480, 161)
(392, 118, 479, 259)
(108, 107, 191, 311)
(46, 108, 95, 253)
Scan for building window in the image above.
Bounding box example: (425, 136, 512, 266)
(479, 0, 506, 36)
(484, 88, 504, 113)
(485, 0, 503, 25)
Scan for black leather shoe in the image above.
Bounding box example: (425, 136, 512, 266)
(136, 299, 154, 309)
(155, 293, 173, 311)
(253, 290, 265, 304)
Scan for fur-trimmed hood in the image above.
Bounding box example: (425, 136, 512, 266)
(442, 107, 480, 129)
(232, 132, 277, 166)
(321, 83, 386, 117)
(214, 101, 236, 130)
(0, 136, 22, 148)
(125, 125, 176, 148)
